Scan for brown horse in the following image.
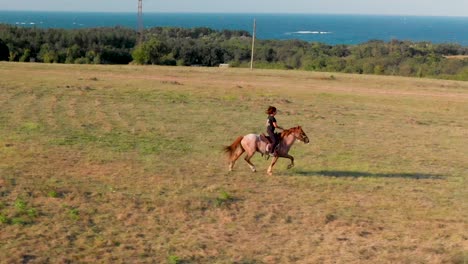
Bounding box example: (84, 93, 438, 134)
(224, 126, 309, 175)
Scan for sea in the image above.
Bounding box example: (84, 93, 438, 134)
(1, 11, 468, 45)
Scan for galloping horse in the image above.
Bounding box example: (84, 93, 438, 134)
(224, 126, 309, 175)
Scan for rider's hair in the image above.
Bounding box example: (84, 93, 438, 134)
(266, 106, 277, 115)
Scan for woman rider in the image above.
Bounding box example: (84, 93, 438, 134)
(266, 106, 283, 156)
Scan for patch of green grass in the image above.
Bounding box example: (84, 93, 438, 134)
(14, 199, 27, 212)
(215, 191, 236, 207)
(49, 130, 134, 151)
(11, 216, 31, 226)
(133, 90, 192, 104)
(19, 205, 38, 219)
(47, 190, 59, 198)
(68, 208, 80, 221)
(138, 136, 192, 155)
(222, 95, 238, 102)
(167, 255, 181, 264)
(18, 122, 43, 134)
(0, 213, 10, 224)
(48, 130, 191, 155)
(26, 208, 38, 218)
(0, 198, 40, 225)
(161, 91, 190, 104)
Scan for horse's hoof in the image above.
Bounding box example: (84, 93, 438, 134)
(287, 165, 294, 169)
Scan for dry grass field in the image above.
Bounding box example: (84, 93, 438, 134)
(0, 62, 467, 263)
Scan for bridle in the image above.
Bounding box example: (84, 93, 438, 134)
(293, 128, 309, 143)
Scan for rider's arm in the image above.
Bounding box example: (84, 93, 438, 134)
(273, 122, 283, 130)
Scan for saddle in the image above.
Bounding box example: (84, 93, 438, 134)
(260, 133, 280, 144)
(260, 133, 281, 155)
(260, 134, 272, 144)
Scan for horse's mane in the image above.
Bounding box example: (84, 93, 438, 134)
(281, 126, 301, 139)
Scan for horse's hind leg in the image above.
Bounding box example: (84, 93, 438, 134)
(229, 148, 245, 171)
(244, 150, 257, 172)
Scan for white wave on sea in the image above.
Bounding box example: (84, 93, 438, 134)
(291, 31, 332, 34)
(15, 22, 42, 25)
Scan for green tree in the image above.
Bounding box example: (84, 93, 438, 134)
(0, 39, 9, 61)
(19, 49, 31, 62)
(38, 43, 58, 63)
(374, 65, 385, 75)
(65, 44, 82, 64)
(132, 38, 169, 65)
(8, 51, 17, 62)
(440, 59, 464, 75)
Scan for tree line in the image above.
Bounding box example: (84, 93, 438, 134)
(1, 24, 468, 80)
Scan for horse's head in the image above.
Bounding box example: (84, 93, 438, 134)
(295, 126, 310, 143)
(284, 126, 309, 143)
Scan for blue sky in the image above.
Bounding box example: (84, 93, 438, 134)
(1, 0, 468, 17)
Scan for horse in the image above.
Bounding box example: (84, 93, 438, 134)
(224, 126, 309, 175)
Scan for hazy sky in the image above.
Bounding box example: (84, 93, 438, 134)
(1, 0, 468, 17)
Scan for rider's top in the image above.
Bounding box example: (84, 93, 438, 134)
(267, 115, 277, 132)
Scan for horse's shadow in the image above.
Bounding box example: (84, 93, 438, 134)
(292, 170, 445, 180)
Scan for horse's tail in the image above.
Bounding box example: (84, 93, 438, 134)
(224, 136, 244, 160)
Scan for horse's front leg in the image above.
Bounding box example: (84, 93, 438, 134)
(267, 156, 279, 176)
(284, 154, 294, 169)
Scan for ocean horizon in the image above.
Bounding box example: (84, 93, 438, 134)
(1, 11, 468, 45)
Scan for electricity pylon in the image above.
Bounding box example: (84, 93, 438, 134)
(137, 0, 143, 42)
